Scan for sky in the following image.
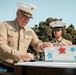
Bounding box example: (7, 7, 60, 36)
(0, 0, 76, 28)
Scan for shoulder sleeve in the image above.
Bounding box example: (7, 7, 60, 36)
(29, 28, 43, 52)
(63, 39, 72, 45)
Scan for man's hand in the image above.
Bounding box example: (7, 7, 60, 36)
(40, 42, 53, 50)
(20, 53, 34, 62)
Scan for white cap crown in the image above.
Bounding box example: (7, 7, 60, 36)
(17, 3, 37, 15)
(49, 21, 66, 28)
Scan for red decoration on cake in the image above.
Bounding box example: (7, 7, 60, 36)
(58, 47, 66, 54)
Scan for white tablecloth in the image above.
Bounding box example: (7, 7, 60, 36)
(15, 61, 76, 69)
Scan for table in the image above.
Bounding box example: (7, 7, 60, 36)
(14, 61, 76, 75)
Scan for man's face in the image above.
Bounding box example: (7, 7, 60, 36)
(16, 10, 30, 27)
(53, 29, 62, 38)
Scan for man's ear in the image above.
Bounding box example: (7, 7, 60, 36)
(16, 10, 19, 16)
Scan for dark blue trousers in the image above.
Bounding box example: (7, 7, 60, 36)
(0, 63, 14, 72)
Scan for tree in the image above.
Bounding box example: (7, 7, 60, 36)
(28, 17, 76, 60)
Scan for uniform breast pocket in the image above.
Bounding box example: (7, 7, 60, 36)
(24, 35, 32, 47)
(7, 31, 13, 39)
(7, 30, 18, 46)
(25, 35, 32, 40)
